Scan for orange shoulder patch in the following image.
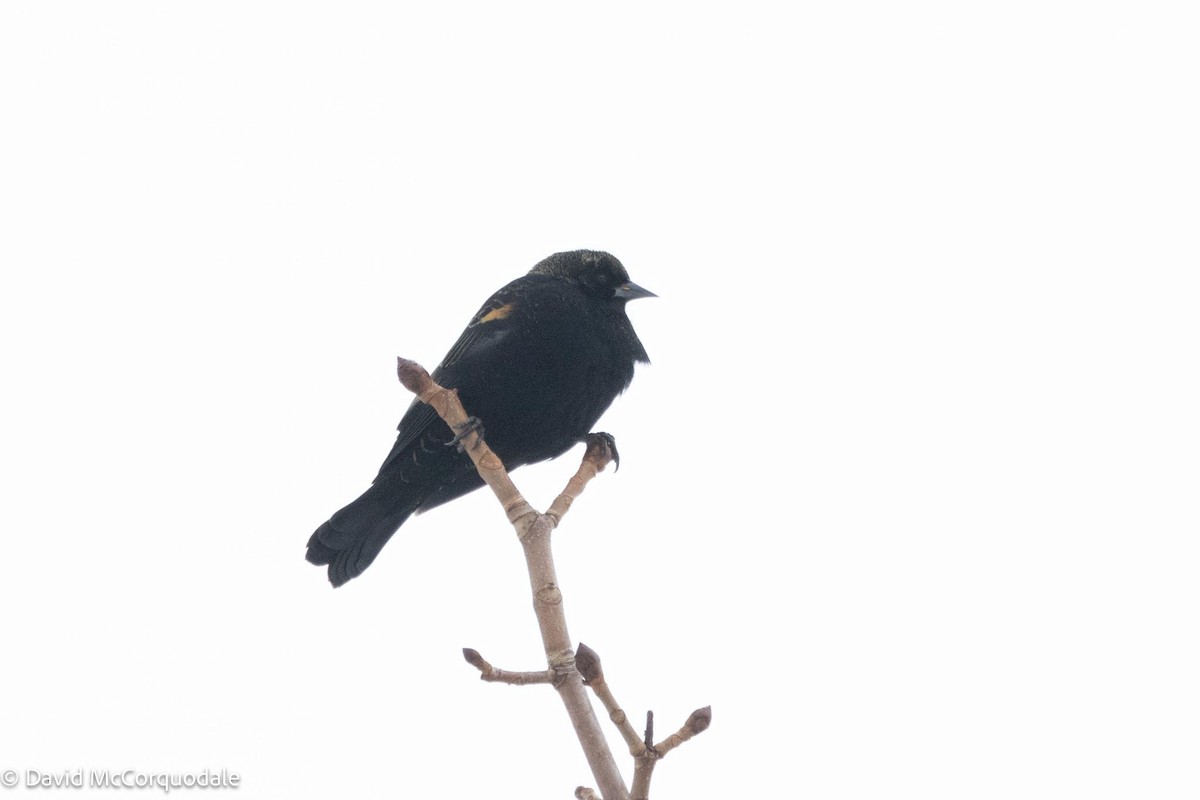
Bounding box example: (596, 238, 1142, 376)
(478, 303, 515, 324)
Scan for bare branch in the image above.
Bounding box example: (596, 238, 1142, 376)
(575, 643, 646, 757)
(630, 758, 656, 800)
(578, 643, 712, 799)
(654, 706, 712, 757)
(462, 648, 554, 685)
(399, 359, 630, 800)
(399, 360, 712, 800)
(545, 433, 617, 526)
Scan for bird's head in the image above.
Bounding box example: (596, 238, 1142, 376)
(530, 250, 656, 304)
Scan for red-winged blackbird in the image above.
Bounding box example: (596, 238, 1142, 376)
(307, 250, 654, 586)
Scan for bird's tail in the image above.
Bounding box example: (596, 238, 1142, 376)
(306, 477, 420, 587)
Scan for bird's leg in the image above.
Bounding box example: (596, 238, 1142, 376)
(448, 416, 485, 452)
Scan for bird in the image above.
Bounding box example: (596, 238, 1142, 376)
(306, 249, 655, 587)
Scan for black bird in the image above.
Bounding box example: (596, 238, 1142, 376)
(307, 250, 654, 586)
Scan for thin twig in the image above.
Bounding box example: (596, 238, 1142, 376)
(576, 643, 646, 756)
(654, 706, 712, 757)
(546, 433, 618, 526)
(462, 648, 554, 685)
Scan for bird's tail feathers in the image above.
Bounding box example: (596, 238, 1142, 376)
(306, 479, 420, 587)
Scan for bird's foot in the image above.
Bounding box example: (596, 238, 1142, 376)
(585, 432, 620, 472)
(448, 416, 485, 452)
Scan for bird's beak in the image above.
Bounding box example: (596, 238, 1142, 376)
(614, 281, 657, 300)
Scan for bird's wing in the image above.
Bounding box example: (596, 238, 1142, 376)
(374, 285, 525, 480)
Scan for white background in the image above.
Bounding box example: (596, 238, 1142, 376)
(1, 2, 1197, 798)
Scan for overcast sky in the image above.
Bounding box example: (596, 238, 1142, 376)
(2, 2, 1197, 798)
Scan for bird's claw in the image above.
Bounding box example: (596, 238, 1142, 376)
(586, 432, 620, 472)
(448, 416, 485, 452)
